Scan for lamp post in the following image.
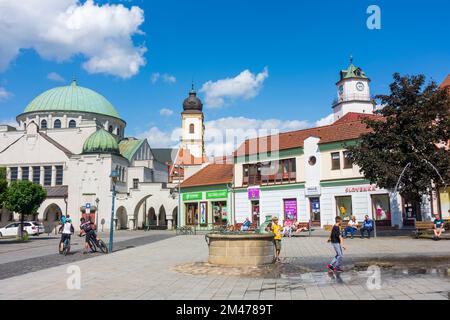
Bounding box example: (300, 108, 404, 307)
(95, 197, 100, 234)
(109, 170, 119, 253)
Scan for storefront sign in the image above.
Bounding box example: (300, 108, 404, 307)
(248, 187, 260, 200)
(305, 186, 321, 196)
(283, 199, 297, 220)
(206, 190, 228, 199)
(182, 192, 203, 201)
(345, 186, 377, 193)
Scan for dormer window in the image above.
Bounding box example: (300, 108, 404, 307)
(41, 119, 47, 129)
(68, 120, 76, 128)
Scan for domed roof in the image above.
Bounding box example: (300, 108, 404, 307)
(82, 128, 120, 154)
(182, 87, 203, 112)
(23, 80, 120, 119)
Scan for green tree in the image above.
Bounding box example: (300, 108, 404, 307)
(348, 73, 450, 221)
(0, 167, 7, 206)
(3, 181, 47, 239)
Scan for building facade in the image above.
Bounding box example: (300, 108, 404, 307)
(0, 80, 177, 231)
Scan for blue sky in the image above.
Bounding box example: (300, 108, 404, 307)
(0, 0, 449, 152)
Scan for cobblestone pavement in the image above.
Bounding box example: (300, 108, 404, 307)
(1, 235, 450, 300)
(0, 230, 175, 280)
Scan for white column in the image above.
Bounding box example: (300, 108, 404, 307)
(39, 167, 44, 186)
(18, 167, 22, 181)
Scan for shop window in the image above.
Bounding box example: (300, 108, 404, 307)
(10, 167, 18, 182)
(336, 196, 352, 220)
(251, 201, 260, 226)
(21, 167, 29, 181)
(343, 151, 353, 169)
(372, 194, 391, 222)
(212, 201, 227, 225)
(68, 120, 76, 128)
(41, 119, 47, 129)
(199, 202, 208, 225)
(44, 166, 52, 186)
(185, 203, 198, 225)
(55, 166, 63, 185)
(54, 119, 61, 129)
(32, 166, 40, 184)
(331, 152, 340, 170)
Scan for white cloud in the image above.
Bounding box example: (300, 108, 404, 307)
(159, 108, 174, 116)
(0, 0, 146, 78)
(0, 87, 12, 102)
(47, 72, 65, 82)
(151, 72, 176, 84)
(0, 118, 18, 127)
(200, 67, 269, 108)
(315, 113, 334, 127)
(135, 116, 310, 157)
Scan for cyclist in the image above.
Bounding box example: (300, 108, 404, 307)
(80, 217, 98, 254)
(59, 217, 74, 253)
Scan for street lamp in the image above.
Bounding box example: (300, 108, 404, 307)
(95, 197, 100, 234)
(109, 169, 119, 253)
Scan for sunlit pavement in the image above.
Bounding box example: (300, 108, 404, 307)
(1, 235, 449, 300)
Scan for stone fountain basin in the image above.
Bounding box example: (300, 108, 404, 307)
(206, 233, 275, 266)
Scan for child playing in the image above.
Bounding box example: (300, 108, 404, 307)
(327, 216, 346, 272)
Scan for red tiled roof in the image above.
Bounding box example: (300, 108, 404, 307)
(234, 113, 382, 157)
(180, 164, 234, 188)
(440, 74, 450, 89)
(333, 112, 383, 124)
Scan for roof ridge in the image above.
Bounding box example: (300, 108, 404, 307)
(39, 132, 74, 156)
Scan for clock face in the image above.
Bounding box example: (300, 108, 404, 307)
(356, 82, 365, 91)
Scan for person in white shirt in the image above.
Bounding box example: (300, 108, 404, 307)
(344, 216, 359, 239)
(59, 217, 74, 253)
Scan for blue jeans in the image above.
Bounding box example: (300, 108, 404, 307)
(331, 243, 343, 268)
(344, 227, 357, 238)
(360, 227, 373, 238)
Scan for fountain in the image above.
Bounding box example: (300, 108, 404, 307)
(205, 215, 275, 266)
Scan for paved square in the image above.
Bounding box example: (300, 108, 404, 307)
(1, 234, 449, 300)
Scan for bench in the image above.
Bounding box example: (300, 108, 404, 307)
(414, 221, 436, 239)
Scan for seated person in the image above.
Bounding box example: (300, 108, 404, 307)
(344, 216, 358, 239)
(282, 218, 293, 237)
(240, 218, 252, 231)
(433, 214, 445, 240)
(360, 215, 374, 239)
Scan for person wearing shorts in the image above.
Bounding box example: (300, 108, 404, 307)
(266, 216, 282, 262)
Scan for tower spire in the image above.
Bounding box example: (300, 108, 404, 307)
(350, 54, 353, 65)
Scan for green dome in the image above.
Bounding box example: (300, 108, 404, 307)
(23, 80, 120, 119)
(83, 129, 120, 154)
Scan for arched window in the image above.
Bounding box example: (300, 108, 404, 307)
(108, 125, 113, 133)
(116, 127, 121, 137)
(68, 120, 76, 128)
(54, 119, 61, 129)
(41, 119, 47, 129)
(189, 124, 195, 134)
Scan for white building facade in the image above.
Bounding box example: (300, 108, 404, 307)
(0, 80, 177, 231)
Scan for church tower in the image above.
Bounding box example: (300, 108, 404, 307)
(332, 58, 375, 121)
(180, 85, 205, 158)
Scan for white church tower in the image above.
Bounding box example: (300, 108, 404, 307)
(333, 58, 375, 121)
(180, 85, 205, 158)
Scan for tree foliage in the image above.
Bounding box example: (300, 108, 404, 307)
(348, 73, 450, 208)
(0, 167, 7, 206)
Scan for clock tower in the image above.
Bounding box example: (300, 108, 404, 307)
(180, 85, 205, 159)
(332, 59, 375, 121)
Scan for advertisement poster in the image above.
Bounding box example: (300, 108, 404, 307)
(283, 199, 297, 220)
(200, 202, 207, 224)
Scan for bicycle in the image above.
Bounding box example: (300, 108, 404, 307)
(60, 237, 71, 256)
(79, 231, 108, 254)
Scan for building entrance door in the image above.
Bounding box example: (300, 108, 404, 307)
(251, 201, 260, 227)
(309, 197, 321, 227)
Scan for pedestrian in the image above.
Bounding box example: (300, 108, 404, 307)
(327, 216, 345, 272)
(266, 216, 282, 262)
(344, 215, 358, 239)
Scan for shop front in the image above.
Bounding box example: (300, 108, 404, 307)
(181, 187, 231, 230)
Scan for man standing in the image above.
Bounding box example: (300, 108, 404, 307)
(327, 216, 345, 272)
(266, 216, 282, 262)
